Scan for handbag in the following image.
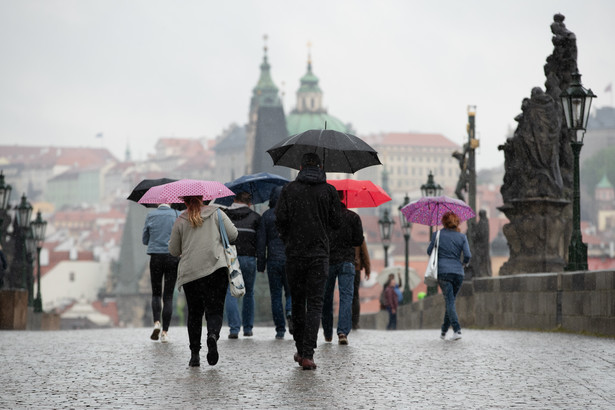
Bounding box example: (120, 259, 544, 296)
(424, 230, 441, 286)
(217, 209, 245, 298)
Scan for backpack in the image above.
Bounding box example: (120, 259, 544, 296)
(380, 288, 389, 309)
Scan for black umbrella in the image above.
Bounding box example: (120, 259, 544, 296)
(127, 178, 178, 208)
(266, 129, 382, 173)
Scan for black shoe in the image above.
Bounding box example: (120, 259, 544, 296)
(243, 331, 253, 337)
(228, 333, 238, 339)
(189, 352, 200, 367)
(206, 337, 219, 366)
(287, 314, 294, 335)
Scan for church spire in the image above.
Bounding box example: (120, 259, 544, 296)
(252, 34, 280, 107)
(294, 41, 324, 113)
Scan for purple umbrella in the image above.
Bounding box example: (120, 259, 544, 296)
(400, 195, 475, 227)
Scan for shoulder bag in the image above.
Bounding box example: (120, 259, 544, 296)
(424, 229, 441, 286)
(217, 209, 245, 298)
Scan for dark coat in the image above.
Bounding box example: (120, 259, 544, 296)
(275, 166, 342, 259)
(224, 204, 261, 257)
(329, 204, 364, 265)
(256, 185, 286, 271)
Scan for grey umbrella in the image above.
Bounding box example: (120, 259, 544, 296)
(266, 129, 381, 173)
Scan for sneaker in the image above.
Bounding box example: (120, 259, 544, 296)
(150, 322, 161, 341)
(275, 332, 284, 340)
(206, 336, 219, 366)
(160, 333, 169, 343)
(338, 334, 348, 345)
(440, 331, 447, 340)
(228, 333, 238, 339)
(452, 331, 462, 341)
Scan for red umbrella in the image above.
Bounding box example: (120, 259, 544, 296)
(138, 179, 235, 205)
(327, 179, 391, 208)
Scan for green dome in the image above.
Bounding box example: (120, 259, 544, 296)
(286, 112, 350, 136)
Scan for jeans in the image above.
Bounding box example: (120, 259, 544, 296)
(225, 255, 256, 334)
(386, 306, 397, 330)
(266, 259, 292, 334)
(438, 273, 464, 333)
(322, 261, 355, 339)
(149, 253, 179, 331)
(352, 270, 361, 328)
(183, 268, 227, 352)
(286, 256, 328, 359)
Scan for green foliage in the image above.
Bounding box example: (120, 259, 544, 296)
(581, 146, 615, 189)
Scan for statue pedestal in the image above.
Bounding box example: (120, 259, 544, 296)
(498, 198, 571, 275)
(0, 289, 28, 330)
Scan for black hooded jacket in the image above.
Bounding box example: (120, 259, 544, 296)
(275, 166, 342, 259)
(224, 204, 261, 257)
(256, 185, 287, 271)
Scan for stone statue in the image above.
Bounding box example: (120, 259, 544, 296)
(497, 14, 578, 275)
(452, 144, 470, 201)
(465, 210, 492, 279)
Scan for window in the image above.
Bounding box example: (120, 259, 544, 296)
(69, 272, 75, 282)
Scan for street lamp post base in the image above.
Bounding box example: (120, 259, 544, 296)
(565, 236, 588, 272)
(33, 297, 43, 313)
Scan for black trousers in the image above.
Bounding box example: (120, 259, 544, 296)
(182, 268, 228, 352)
(149, 253, 179, 331)
(286, 256, 328, 359)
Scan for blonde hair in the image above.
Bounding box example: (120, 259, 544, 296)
(183, 196, 204, 227)
(442, 211, 460, 232)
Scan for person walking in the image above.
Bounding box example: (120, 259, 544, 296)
(383, 277, 399, 330)
(275, 153, 341, 370)
(142, 203, 180, 343)
(168, 196, 238, 367)
(427, 211, 471, 341)
(256, 185, 292, 340)
(352, 238, 371, 330)
(223, 191, 261, 338)
(322, 191, 364, 345)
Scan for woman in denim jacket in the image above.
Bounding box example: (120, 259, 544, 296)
(427, 211, 471, 341)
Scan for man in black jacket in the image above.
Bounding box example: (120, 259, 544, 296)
(322, 192, 364, 345)
(275, 153, 341, 370)
(224, 191, 261, 338)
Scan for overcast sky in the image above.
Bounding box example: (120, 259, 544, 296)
(0, 0, 613, 171)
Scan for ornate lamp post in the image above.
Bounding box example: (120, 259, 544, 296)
(0, 170, 12, 241)
(560, 71, 596, 271)
(25, 228, 36, 307)
(378, 208, 394, 267)
(421, 171, 442, 296)
(398, 194, 413, 303)
(15, 194, 33, 291)
(31, 211, 47, 313)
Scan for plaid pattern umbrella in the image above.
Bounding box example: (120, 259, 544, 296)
(400, 195, 475, 227)
(327, 179, 391, 208)
(138, 179, 235, 205)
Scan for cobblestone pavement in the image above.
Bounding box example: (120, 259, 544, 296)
(1, 327, 614, 409)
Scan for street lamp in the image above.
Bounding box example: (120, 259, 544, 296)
(15, 193, 33, 290)
(421, 171, 442, 296)
(25, 228, 36, 307)
(378, 208, 394, 267)
(560, 71, 596, 271)
(31, 211, 47, 313)
(398, 194, 413, 303)
(0, 170, 12, 240)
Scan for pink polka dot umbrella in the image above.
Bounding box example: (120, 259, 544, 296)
(138, 179, 235, 205)
(400, 195, 475, 227)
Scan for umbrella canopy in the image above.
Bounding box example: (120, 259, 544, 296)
(266, 129, 381, 173)
(377, 266, 421, 290)
(127, 178, 178, 208)
(225, 172, 289, 205)
(327, 179, 391, 208)
(138, 179, 235, 205)
(400, 195, 476, 227)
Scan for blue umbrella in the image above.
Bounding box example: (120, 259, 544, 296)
(220, 172, 290, 206)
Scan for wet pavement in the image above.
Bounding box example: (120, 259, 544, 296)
(1, 326, 614, 409)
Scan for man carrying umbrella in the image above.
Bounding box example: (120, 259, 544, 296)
(275, 153, 341, 370)
(322, 191, 365, 345)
